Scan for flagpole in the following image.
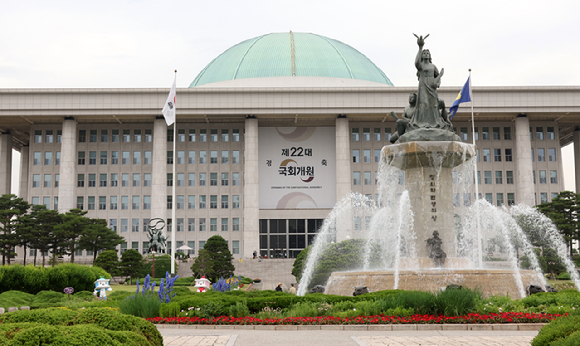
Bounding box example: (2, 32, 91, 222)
(469, 69, 482, 268)
(171, 70, 177, 275)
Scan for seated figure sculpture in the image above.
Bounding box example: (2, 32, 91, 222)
(426, 230, 447, 267)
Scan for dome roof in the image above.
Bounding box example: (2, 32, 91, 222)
(190, 32, 393, 87)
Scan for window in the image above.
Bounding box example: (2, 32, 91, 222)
(99, 196, 106, 210)
(221, 195, 229, 209)
(132, 173, 140, 187)
(144, 173, 151, 187)
(533, 170, 536, 184)
(100, 174, 107, 187)
(507, 193, 515, 206)
(539, 170, 546, 184)
(76, 174, 84, 187)
(373, 128, 381, 141)
(505, 149, 512, 162)
(111, 151, 118, 165)
(474, 127, 479, 140)
(540, 193, 548, 204)
(41, 174, 50, 188)
(97, 151, 106, 165)
(477, 171, 481, 184)
(210, 173, 217, 186)
(482, 149, 490, 162)
(495, 171, 502, 184)
(463, 193, 471, 207)
(89, 173, 97, 187)
(132, 219, 139, 232)
(497, 193, 504, 206)
(122, 151, 130, 165)
(177, 195, 184, 209)
(122, 129, 130, 142)
(177, 129, 185, 142)
(167, 195, 172, 209)
(34, 130, 42, 143)
(109, 219, 117, 232)
(54, 174, 59, 187)
(110, 196, 117, 210)
(88, 129, 97, 142)
(188, 129, 196, 142)
(221, 129, 229, 142)
(221, 172, 228, 186)
(145, 129, 152, 142)
(144, 151, 151, 165)
(484, 171, 492, 184)
(88, 151, 96, 165)
(547, 127, 555, 140)
(143, 195, 151, 210)
(199, 218, 206, 231)
(176, 218, 184, 232)
(131, 151, 140, 165)
(77, 151, 85, 165)
(210, 218, 217, 231)
(374, 149, 381, 163)
(485, 193, 493, 204)
(55, 152, 60, 165)
(221, 218, 229, 231)
(188, 219, 195, 232)
(199, 129, 207, 142)
(210, 129, 218, 142)
(482, 127, 489, 140)
(221, 150, 229, 164)
(536, 127, 544, 140)
(101, 130, 108, 142)
(119, 219, 128, 232)
(42, 151, 52, 166)
(111, 129, 119, 142)
(57, 130, 62, 143)
(460, 127, 468, 141)
(354, 217, 362, 231)
(210, 151, 218, 164)
(76, 196, 83, 209)
(538, 148, 545, 161)
(353, 171, 361, 185)
(398, 171, 405, 185)
(232, 129, 240, 142)
(385, 128, 392, 141)
(494, 149, 501, 162)
(233, 195, 240, 209)
(87, 196, 95, 210)
(531, 148, 534, 162)
(210, 195, 218, 209)
(504, 127, 511, 140)
(232, 240, 239, 254)
(188, 151, 195, 164)
(41, 196, 50, 209)
(122, 173, 129, 187)
(167, 151, 173, 164)
(550, 170, 557, 184)
(32, 152, 41, 166)
(166, 173, 173, 186)
(230, 150, 240, 164)
(78, 130, 86, 142)
(199, 195, 206, 209)
(177, 173, 184, 186)
(121, 196, 128, 210)
(351, 128, 359, 141)
(199, 173, 206, 186)
(111, 174, 118, 187)
(188, 195, 195, 209)
(363, 149, 371, 163)
(233, 218, 240, 231)
(363, 128, 370, 141)
(232, 173, 240, 186)
(364, 171, 371, 185)
(548, 148, 556, 161)
(506, 171, 514, 184)
(177, 151, 184, 164)
(199, 151, 207, 164)
(492, 127, 500, 140)
(352, 150, 359, 163)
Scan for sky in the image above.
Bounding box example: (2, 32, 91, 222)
(1, 0, 578, 192)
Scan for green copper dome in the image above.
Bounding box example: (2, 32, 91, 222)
(190, 32, 393, 87)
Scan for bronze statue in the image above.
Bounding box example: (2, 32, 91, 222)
(426, 230, 446, 267)
(147, 218, 167, 253)
(389, 92, 417, 143)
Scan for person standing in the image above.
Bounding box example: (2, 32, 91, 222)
(288, 283, 297, 294)
(275, 283, 283, 292)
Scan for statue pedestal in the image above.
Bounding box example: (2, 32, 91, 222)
(381, 141, 475, 268)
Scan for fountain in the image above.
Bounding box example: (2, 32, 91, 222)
(297, 35, 580, 298)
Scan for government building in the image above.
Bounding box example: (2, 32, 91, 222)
(1, 32, 579, 261)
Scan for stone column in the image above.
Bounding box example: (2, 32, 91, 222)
(573, 127, 580, 194)
(58, 118, 77, 212)
(0, 133, 12, 195)
(335, 116, 351, 242)
(243, 117, 259, 258)
(151, 117, 167, 221)
(19, 146, 29, 199)
(514, 115, 535, 206)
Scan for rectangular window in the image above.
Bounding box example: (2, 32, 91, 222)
(77, 151, 85, 165)
(364, 171, 371, 185)
(54, 174, 59, 187)
(167, 173, 173, 186)
(143, 173, 151, 187)
(188, 219, 195, 232)
(56, 130, 62, 143)
(210, 172, 217, 186)
(177, 151, 184, 164)
(111, 129, 119, 142)
(460, 127, 468, 141)
(497, 193, 504, 206)
(43, 174, 51, 187)
(232, 129, 240, 142)
(98, 151, 107, 165)
(547, 127, 555, 140)
(200, 129, 207, 142)
(210, 129, 218, 142)
(88, 174, 96, 187)
(351, 128, 359, 141)
(548, 148, 556, 161)
(485, 193, 493, 204)
(482, 149, 490, 162)
(538, 148, 545, 161)
(109, 219, 117, 232)
(221, 172, 229, 186)
(44, 152, 52, 165)
(188, 129, 196, 142)
(111, 173, 118, 187)
(199, 150, 207, 164)
(233, 195, 240, 209)
(232, 172, 240, 186)
(199, 195, 206, 209)
(482, 127, 489, 140)
(78, 130, 86, 142)
(210, 150, 218, 164)
(374, 149, 380, 163)
(121, 196, 128, 210)
(111, 151, 118, 165)
(199, 218, 206, 232)
(210, 195, 218, 209)
(33, 152, 41, 166)
(353, 171, 361, 185)
(89, 129, 97, 142)
(199, 173, 206, 186)
(143, 195, 151, 210)
(210, 218, 217, 231)
(167, 195, 172, 209)
(44, 130, 54, 143)
(540, 192, 548, 204)
(506, 171, 514, 184)
(132, 218, 139, 232)
(144, 151, 151, 165)
(121, 151, 129, 165)
(176, 218, 184, 232)
(99, 196, 106, 210)
(177, 129, 185, 142)
(221, 150, 229, 164)
(474, 127, 479, 141)
(232, 240, 239, 254)
(505, 149, 513, 162)
(188, 195, 195, 209)
(492, 127, 500, 140)
(100, 174, 107, 187)
(507, 193, 515, 206)
(76, 196, 84, 209)
(221, 218, 229, 231)
(188, 151, 196, 164)
(362, 128, 370, 141)
(177, 195, 184, 209)
(539, 170, 546, 184)
(484, 171, 492, 184)
(221, 195, 229, 209)
(221, 129, 229, 142)
(87, 196, 95, 210)
(132, 173, 140, 187)
(384, 128, 392, 141)
(373, 128, 381, 141)
(504, 127, 511, 140)
(536, 127, 544, 140)
(495, 171, 502, 184)
(110, 196, 117, 210)
(145, 129, 152, 142)
(88, 151, 97, 165)
(166, 151, 173, 164)
(352, 149, 360, 163)
(550, 170, 557, 184)
(177, 173, 184, 186)
(34, 130, 42, 143)
(232, 150, 240, 164)
(123, 129, 130, 142)
(363, 149, 370, 163)
(55, 152, 60, 165)
(233, 218, 240, 231)
(494, 149, 501, 162)
(531, 148, 534, 162)
(101, 130, 108, 142)
(122, 173, 129, 187)
(133, 151, 141, 165)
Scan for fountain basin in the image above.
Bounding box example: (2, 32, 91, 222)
(325, 269, 543, 299)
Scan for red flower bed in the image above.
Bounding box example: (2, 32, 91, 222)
(147, 312, 564, 325)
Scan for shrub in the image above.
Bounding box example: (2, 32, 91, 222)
(432, 287, 482, 316)
(93, 250, 119, 276)
(557, 272, 571, 280)
(118, 294, 161, 319)
(551, 331, 580, 346)
(228, 301, 250, 318)
(191, 236, 235, 282)
(159, 302, 180, 318)
(532, 315, 580, 346)
(0, 290, 35, 310)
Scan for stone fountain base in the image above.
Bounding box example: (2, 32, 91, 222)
(325, 269, 544, 299)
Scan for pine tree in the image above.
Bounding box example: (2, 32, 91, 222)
(0, 194, 31, 265)
(196, 235, 235, 282)
(120, 249, 143, 284)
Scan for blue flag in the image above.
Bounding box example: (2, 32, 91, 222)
(449, 77, 471, 119)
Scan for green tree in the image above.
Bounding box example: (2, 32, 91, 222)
(537, 191, 579, 257)
(194, 235, 235, 282)
(94, 249, 120, 276)
(53, 209, 90, 263)
(18, 205, 61, 266)
(190, 249, 216, 279)
(78, 218, 124, 262)
(120, 249, 143, 284)
(0, 194, 31, 265)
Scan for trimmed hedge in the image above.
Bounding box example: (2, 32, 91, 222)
(0, 307, 163, 346)
(0, 264, 111, 294)
(532, 315, 580, 346)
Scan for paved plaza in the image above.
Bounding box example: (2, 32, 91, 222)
(158, 327, 539, 346)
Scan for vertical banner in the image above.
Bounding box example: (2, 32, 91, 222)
(259, 127, 336, 209)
